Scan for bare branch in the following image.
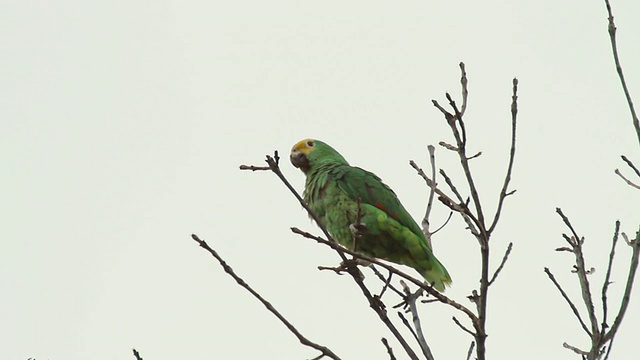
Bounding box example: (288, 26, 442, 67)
(437, 169, 483, 237)
(400, 281, 434, 360)
(411, 160, 482, 241)
(439, 141, 459, 152)
(190, 234, 341, 360)
(556, 208, 599, 336)
(465, 341, 476, 360)
(563, 342, 589, 356)
(556, 246, 573, 252)
(409, 160, 430, 183)
(409, 161, 481, 235)
(440, 169, 481, 239)
(317, 264, 350, 276)
(370, 265, 405, 298)
(603, 228, 640, 343)
(132, 348, 143, 360)
(601, 221, 620, 331)
(488, 242, 514, 286)
(452, 316, 476, 337)
(466, 151, 482, 160)
(604, 0, 640, 145)
(431, 100, 454, 121)
(446, 92, 463, 123)
(421, 145, 438, 250)
(432, 212, 454, 235)
(428, 65, 519, 360)
(603, 337, 615, 360)
(544, 267, 592, 336)
(397, 312, 423, 356)
(621, 155, 640, 178)
(488, 78, 519, 234)
(438, 169, 466, 205)
(556, 208, 581, 243)
(381, 338, 397, 360)
(459, 62, 469, 116)
(614, 169, 640, 189)
(239, 164, 270, 171)
(435, 92, 486, 229)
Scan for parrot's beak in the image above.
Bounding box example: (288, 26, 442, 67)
(290, 150, 309, 172)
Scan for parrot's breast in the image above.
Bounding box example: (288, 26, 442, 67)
(306, 179, 358, 251)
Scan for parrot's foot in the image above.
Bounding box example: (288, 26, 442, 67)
(344, 258, 371, 267)
(349, 222, 367, 238)
(341, 259, 366, 281)
(349, 222, 367, 253)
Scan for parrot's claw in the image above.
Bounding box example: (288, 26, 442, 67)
(341, 258, 371, 267)
(340, 259, 366, 281)
(349, 222, 367, 253)
(349, 222, 367, 237)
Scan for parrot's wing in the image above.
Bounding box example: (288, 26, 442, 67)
(330, 166, 425, 239)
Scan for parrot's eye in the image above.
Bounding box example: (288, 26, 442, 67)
(306, 140, 315, 147)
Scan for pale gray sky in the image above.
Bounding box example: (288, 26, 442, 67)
(2, 1, 639, 359)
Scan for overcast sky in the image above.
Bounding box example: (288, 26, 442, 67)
(2, 1, 639, 359)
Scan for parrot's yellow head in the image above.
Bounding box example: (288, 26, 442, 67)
(290, 138, 349, 174)
(290, 138, 317, 173)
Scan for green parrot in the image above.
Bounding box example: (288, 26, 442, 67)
(290, 138, 452, 291)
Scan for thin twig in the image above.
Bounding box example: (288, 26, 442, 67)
(432, 212, 454, 235)
(439, 141, 459, 152)
(544, 267, 592, 336)
(614, 169, 640, 189)
(370, 265, 405, 298)
(191, 234, 341, 360)
(381, 338, 397, 360)
(603, 336, 615, 360)
(132, 348, 143, 360)
(604, 0, 640, 145)
(488, 242, 514, 286)
(459, 62, 469, 116)
(409, 160, 481, 236)
(550, 215, 639, 359)
(400, 282, 434, 360)
(556, 208, 581, 243)
(431, 100, 454, 121)
(601, 221, 620, 331)
(621, 155, 640, 178)
(429, 65, 520, 360)
(556, 208, 599, 336)
(465, 341, 476, 360)
(438, 169, 466, 205)
(452, 316, 476, 337)
(397, 312, 421, 347)
(467, 151, 482, 160)
(563, 342, 589, 356)
(437, 169, 480, 237)
(239, 165, 270, 171)
(488, 78, 519, 234)
(603, 229, 640, 343)
(437, 93, 486, 230)
(446, 93, 466, 145)
(422, 145, 438, 250)
(317, 264, 349, 275)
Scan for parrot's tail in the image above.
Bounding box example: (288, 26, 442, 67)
(421, 257, 452, 292)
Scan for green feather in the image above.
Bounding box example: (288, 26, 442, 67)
(291, 139, 452, 291)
